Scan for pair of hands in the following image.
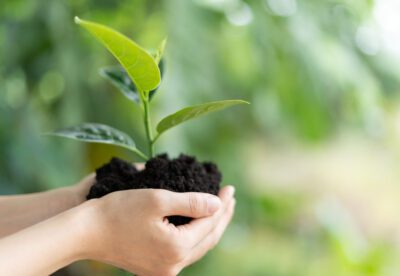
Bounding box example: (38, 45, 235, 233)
(39, 172, 235, 275)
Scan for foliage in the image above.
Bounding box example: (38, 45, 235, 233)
(1, 0, 400, 275)
(49, 17, 248, 159)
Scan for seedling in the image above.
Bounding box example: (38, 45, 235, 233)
(49, 17, 248, 160)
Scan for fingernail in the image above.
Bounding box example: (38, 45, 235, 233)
(207, 196, 221, 214)
(226, 186, 235, 197)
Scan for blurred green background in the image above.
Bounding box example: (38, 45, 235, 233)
(1, 0, 400, 275)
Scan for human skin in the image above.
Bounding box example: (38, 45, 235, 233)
(0, 174, 94, 238)
(0, 175, 235, 275)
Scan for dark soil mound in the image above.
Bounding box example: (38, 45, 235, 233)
(87, 154, 222, 225)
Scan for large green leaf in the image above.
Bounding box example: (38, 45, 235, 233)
(47, 123, 148, 159)
(75, 17, 160, 95)
(156, 100, 249, 136)
(99, 59, 165, 104)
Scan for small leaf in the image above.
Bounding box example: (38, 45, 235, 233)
(100, 66, 140, 103)
(149, 59, 165, 100)
(75, 16, 160, 95)
(156, 100, 249, 136)
(153, 38, 167, 65)
(48, 123, 143, 154)
(100, 60, 165, 104)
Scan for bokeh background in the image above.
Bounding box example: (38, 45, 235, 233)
(1, 0, 400, 275)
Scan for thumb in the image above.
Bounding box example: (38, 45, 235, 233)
(163, 191, 221, 218)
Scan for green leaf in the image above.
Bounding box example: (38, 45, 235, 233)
(153, 38, 167, 65)
(47, 123, 148, 159)
(75, 16, 160, 95)
(99, 60, 165, 104)
(149, 59, 165, 100)
(99, 66, 140, 103)
(156, 100, 249, 136)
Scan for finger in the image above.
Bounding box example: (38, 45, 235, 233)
(184, 198, 235, 265)
(134, 163, 145, 170)
(76, 173, 96, 197)
(79, 173, 95, 185)
(160, 190, 222, 218)
(175, 186, 235, 246)
(217, 186, 235, 202)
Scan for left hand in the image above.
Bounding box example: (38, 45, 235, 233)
(68, 173, 95, 205)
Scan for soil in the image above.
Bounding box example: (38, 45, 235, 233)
(87, 153, 222, 225)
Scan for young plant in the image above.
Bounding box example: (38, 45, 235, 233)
(50, 17, 249, 160)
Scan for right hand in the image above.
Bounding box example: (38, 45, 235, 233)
(81, 186, 235, 276)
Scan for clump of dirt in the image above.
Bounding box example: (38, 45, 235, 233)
(87, 154, 222, 225)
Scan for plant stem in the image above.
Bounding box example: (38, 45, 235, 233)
(151, 132, 160, 145)
(131, 148, 149, 161)
(143, 95, 154, 157)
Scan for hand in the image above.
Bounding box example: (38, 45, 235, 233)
(82, 186, 235, 275)
(0, 179, 234, 276)
(68, 173, 95, 205)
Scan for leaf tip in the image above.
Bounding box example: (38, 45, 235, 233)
(74, 16, 82, 25)
(161, 37, 168, 48)
(98, 67, 107, 77)
(232, 99, 250, 105)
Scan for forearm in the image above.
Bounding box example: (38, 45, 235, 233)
(0, 187, 234, 275)
(0, 202, 92, 275)
(0, 175, 93, 238)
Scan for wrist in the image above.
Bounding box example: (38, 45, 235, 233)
(0, 200, 100, 275)
(67, 199, 104, 261)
